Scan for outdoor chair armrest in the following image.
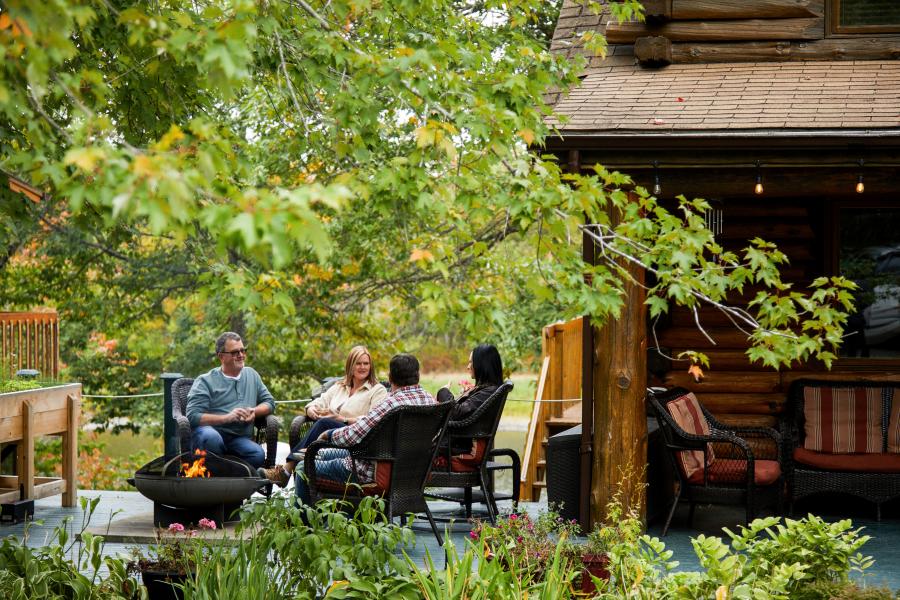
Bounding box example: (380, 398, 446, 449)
(290, 413, 310, 449)
(174, 414, 192, 455)
(256, 414, 282, 468)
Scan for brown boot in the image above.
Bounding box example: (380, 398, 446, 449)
(257, 464, 290, 488)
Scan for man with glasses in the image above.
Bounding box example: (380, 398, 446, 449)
(186, 331, 275, 468)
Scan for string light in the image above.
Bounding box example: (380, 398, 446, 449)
(652, 161, 662, 196)
(754, 161, 764, 195)
(856, 159, 865, 194)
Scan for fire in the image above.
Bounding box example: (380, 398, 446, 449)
(181, 449, 211, 478)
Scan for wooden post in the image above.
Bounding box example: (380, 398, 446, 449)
(22, 400, 34, 501)
(590, 205, 647, 526)
(62, 393, 79, 507)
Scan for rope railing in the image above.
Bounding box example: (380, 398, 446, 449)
(80, 393, 570, 403)
(81, 392, 164, 399)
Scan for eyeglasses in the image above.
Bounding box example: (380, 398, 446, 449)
(220, 347, 248, 357)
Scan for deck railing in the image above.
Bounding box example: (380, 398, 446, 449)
(0, 311, 60, 379)
(519, 317, 582, 501)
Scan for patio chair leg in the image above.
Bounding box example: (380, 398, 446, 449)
(876, 502, 882, 522)
(662, 486, 681, 536)
(422, 504, 444, 546)
(464, 486, 473, 519)
(480, 472, 496, 525)
(687, 500, 696, 527)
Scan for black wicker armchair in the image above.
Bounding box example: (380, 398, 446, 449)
(172, 377, 281, 468)
(303, 401, 454, 544)
(426, 381, 516, 524)
(648, 387, 784, 535)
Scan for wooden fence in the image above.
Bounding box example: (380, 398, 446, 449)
(0, 311, 60, 379)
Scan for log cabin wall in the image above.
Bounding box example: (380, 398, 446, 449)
(597, 1, 900, 66)
(655, 196, 821, 429)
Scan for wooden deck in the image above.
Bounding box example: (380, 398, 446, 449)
(3, 490, 900, 590)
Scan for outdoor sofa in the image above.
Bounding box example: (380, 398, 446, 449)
(782, 379, 900, 519)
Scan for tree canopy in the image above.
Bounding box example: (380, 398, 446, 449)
(0, 0, 854, 428)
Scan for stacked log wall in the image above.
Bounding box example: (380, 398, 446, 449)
(550, 0, 900, 66)
(655, 197, 897, 428)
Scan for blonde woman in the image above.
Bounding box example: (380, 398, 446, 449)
(258, 345, 387, 487)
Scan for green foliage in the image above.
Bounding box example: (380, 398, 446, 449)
(471, 508, 582, 584)
(0, 496, 138, 599)
(0, 495, 893, 600)
(181, 495, 418, 599)
(409, 534, 578, 600)
(0, 378, 47, 393)
(0, 0, 854, 433)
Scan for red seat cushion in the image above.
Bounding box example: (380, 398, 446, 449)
(432, 439, 488, 473)
(315, 461, 392, 496)
(793, 447, 900, 473)
(686, 459, 782, 486)
(666, 392, 715, 481)
(803, 386, 883, 454)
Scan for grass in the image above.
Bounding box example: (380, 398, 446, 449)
(419, 372, 537, 419)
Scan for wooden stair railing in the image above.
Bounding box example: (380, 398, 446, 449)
(519, 317, 583, 502)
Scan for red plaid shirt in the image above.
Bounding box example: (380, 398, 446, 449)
(329, 384, 436, 482)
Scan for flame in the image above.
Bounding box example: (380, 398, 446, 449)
(181, 449, 211, 478)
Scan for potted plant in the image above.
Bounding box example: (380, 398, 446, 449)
(579, 527, 610, 594)
(128, 518, 217, 600)
(470, 509, 583, 585)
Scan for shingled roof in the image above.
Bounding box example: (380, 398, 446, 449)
(547, 1, 900, 136)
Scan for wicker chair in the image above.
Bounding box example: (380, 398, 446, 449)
(303, 401, 454, 544)
(648, 387, 785, 535)
(426, 381, 515, 524)
(172, 377, 281, 468)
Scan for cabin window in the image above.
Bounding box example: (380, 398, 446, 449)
(832, 0, 900, 34)
(838, 208, 900, 358)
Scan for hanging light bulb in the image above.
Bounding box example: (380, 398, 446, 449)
(856, 159, 865, 194)
(652, 161, 662, 196)
(754, 160, 764, 195)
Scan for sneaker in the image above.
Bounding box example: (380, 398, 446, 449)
(257, 465, 290, 488)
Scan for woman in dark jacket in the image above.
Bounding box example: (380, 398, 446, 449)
(437, 344, 504, 454)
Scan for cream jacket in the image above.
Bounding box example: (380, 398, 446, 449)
(305, 380, 387, 419)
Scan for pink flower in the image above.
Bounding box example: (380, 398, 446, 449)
(508, 514, 517, 521)
(198, 517, 217, 530)
(469, 530, 478, 539)
(168, 523, 185, 533)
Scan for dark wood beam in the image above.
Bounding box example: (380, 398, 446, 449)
(671, 0, 824, 20)
(605, 17, 824, 43)
(641, 0, 672, 23)
(670, 37, 900, 63)
(622, 167, 900, 201)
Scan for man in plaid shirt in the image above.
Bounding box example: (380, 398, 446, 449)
(295, 353, 436, 505)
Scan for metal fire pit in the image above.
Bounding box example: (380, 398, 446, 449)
(128, 451, 269, 527)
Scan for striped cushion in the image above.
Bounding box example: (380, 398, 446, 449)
(667, 392, 715, 480)
(803, 386, 883, 454)
(888, 389, 900, 453)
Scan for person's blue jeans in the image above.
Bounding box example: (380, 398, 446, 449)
(287, 417, 344, 463)
(191, 426, 265, 469)
(294, 447, 355, 505)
